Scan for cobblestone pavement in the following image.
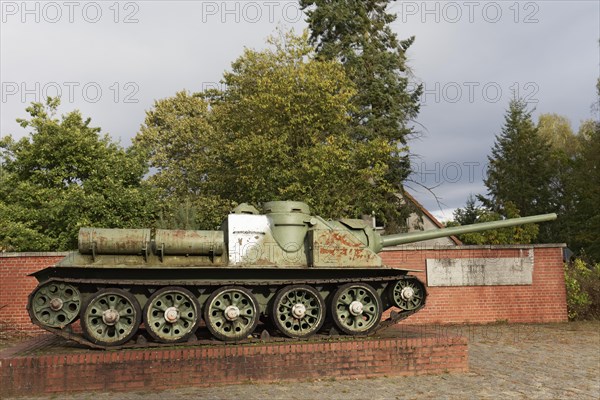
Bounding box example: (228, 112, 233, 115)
(8, 322, 600, 399)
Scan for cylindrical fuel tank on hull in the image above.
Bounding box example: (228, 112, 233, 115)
(79, 228, 150, 255)
(154, 229, 224, 256)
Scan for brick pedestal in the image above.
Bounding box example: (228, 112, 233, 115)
(0, 326, 467, 397)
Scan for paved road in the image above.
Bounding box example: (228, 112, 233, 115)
(8, 322, 600, 399)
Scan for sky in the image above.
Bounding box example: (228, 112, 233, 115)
(1, 0, 599, 221)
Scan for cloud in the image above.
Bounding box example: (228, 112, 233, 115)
(1, 0, 598, 215)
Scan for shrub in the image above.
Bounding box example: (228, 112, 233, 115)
(564, 258, 600, 320)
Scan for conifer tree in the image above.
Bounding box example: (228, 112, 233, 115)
(301, 0, 422, 229)
(481, 99, 557, 241)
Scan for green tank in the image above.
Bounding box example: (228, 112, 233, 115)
(26, 201, 557, 348)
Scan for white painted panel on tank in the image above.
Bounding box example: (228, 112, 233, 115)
(426, 251, 534, 286)
(226, 214, 307, 266)
(227, 214, 271, 266)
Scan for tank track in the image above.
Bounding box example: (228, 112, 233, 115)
(28, 276, 425, 350)
(30, 308, 421, 351)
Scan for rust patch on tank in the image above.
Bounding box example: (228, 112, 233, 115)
(315, 231, 377, 265)
(321, 232, 363, 248)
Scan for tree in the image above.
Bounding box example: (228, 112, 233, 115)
(532, 81, 600, 258)
(0, 187, 56, 251)
(301, 0, 422, 227)
(533, 113, 580, 245)
(134, 91, 215, 198)
(537, 113, 579, 157)
(133, 91, 230, 229)
(461, 74, 598, 251)
(449, 196, 539, 245)
(0, 98, 157, 251)
(137, 31, 409, 226)
(452, 194, 482, 226)
(481, 99, 558, 242)
(208, 31, 396, 218)
(564, 116, 600, 260)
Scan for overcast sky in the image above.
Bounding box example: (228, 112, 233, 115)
(1, 0, 598, 220)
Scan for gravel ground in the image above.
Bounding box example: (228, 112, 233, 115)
(5, 321, 600, 399)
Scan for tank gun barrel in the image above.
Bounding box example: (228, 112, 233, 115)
(380, 213, 557, 248)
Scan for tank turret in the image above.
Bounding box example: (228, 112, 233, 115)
(26, 200, 557, 348)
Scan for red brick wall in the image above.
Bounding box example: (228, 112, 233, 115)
(0, 245, 567, 333)
(383, 245, 568, 324)
(0, 253, 67, 333)
(0, 333, 468, 396)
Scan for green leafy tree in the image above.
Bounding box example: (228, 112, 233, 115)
(564, 119, 600, 260)
(301, 0, 422, 227)
(156, 200, 202, 230)
(562, 77, 600, 316)
(565, 76, 600, 261)
(568, 78, 600, 260)
(456, 76, 598, 251)
(208, 31, 396, 218)
(134, 91, 215, 198)
(0, 189, 56, 251)
(481, 99, 558, 242)
(533, 81, 599, 259)
(537, 113, 579, 157)
(137, 31, 408, 226)
(564, 258, 600, 320)
(133, 91, 230, 229)
(0, 98, 157, 251)
(533, 113, 580, 245)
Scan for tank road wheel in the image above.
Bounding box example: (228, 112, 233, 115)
(389, 279, 426, 311)
(204, 286, 259, 342)
(330, 283, 382, 336)
(143, 287, 201, 343)
(81, 289, 141, 347)
(272, 285, 326, 338)
(29, 282, 81, 328)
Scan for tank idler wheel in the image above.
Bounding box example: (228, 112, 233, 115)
(29, 282, 81, 328)
(81, 288, 141, 347)
(204, 286, 259, 342)
(143, 286, 201, 343)
(389, 278, 426, 311)
(272, 285, 326, 338)
(330, 283, 382, 336)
